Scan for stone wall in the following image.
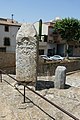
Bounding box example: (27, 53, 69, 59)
(38, 60, 80, 76)
(0, 52, 80, 77)
(0, 52, 15, 74)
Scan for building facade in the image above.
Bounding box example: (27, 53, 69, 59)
(0, 18, 21, 53)
(0, 18, 79, 57)
(34, 21, 55, 56)
(34, 20, 80, 57)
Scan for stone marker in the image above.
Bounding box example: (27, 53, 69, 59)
(54, 66, 66, 89)
(16, 23, 37, 84)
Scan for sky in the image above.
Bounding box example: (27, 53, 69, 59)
(0, 0, 80, 23)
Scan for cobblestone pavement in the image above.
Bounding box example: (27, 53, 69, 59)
(0, 71, 80, 120)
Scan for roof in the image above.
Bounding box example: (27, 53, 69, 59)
(0, 18, 21, 27)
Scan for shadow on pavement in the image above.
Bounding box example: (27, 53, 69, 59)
(36, 80, 71, 90)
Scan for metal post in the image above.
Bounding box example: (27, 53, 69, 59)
(39, 19, 42, 40)
(0, 71, 2, 82)
(24, 86, 26, 103)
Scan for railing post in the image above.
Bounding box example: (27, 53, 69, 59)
(24, 86, 26, 103)
(0, 71, 2, 82)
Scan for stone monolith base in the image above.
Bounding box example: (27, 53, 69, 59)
(54, 66, 66, 89)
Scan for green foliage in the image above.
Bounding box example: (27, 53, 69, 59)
(53, 18, 80, 41)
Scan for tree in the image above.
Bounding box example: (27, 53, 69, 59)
(53, 18, 80, 58)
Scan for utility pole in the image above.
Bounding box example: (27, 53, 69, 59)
(11, 14, 14, 23)
(39, 19, 42, 40)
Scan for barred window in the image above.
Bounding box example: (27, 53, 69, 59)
(4, 37, 10, 46)
(5, 25, 9, 32)
(39, 49, 44, 55)
(0, 47, 6, 52)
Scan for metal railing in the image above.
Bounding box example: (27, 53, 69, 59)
(0, 68, 79, 120)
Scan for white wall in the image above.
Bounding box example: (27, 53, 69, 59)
(0, 24, 20, 53)
(34, 22, 57, 55)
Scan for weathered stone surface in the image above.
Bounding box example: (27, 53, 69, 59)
(54, 66, 66, 89)
(0, 73, 80, 120)
(16, 23, 37, 83)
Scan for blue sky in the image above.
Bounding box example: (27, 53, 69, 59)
(0, 0, 80, 23)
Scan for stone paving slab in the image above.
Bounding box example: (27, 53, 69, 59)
(0, 72, 80, 120)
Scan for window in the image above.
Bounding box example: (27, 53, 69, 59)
(39, 49, 44, 55)
(4, 37, 10, 46)
(48, 26, 53, 36)
(0, 47, 6, 52)
(44, 35, 48, 42)
(75, 45, 78, 48)
(48, 49, 54, 56)
(5, 25, 9, 32)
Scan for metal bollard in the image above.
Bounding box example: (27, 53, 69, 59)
(24, 86, 26, 103)
(0, 71, 2, 82)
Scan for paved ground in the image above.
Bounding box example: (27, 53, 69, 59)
(0, 71, 80, 120)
